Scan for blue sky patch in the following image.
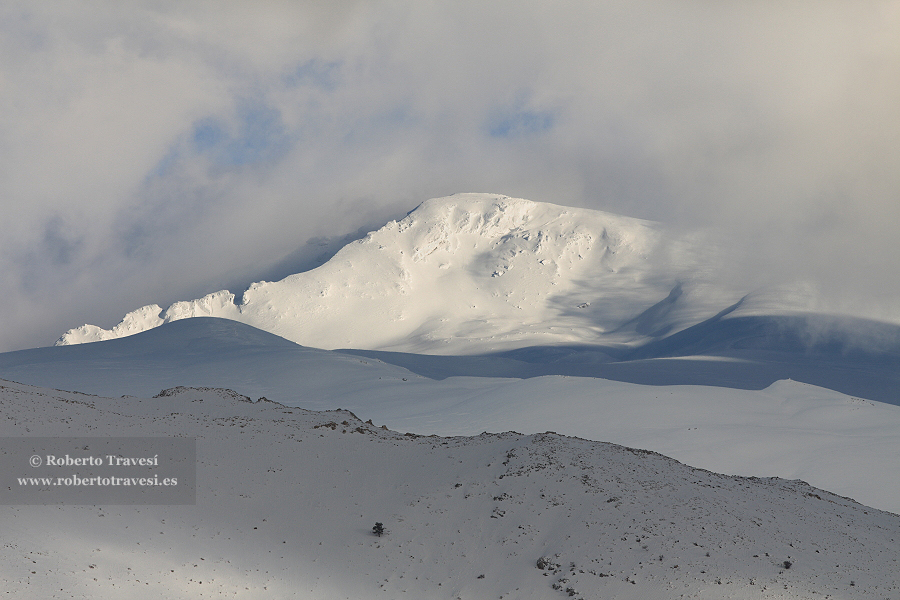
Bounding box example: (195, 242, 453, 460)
(487, 109, 555, 138)
(486, 96, 556, 139)
(192, 118, 227, 153)
(285, 58, 343, 90)
(189, 102, 292, 168)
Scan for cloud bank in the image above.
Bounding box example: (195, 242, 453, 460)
(1, 0, 899, 350)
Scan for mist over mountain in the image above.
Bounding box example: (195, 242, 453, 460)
(58, 193, 805, 354)
(6, 2, 900, 596)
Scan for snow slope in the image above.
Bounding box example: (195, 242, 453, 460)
(22, 192, 900, 596)
(57, 193, 746, 353)
(2, 380, 898, 599)
(4, 318, 900, 515)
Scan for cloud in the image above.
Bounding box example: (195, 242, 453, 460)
(486, 92, 557, 139)
(1, 0, 899, 350)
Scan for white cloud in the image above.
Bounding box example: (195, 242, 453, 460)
(2, 0, 899, 350)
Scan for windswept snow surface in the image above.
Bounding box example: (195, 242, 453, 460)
(4, 318, 900, 515)
(2, 381, 898, 599)
(57, 193, 745, 353)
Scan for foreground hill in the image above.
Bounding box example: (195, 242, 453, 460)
(4, 317, 900, 515)
(58, 193, 747, 353)
(2, 380, 897, 599)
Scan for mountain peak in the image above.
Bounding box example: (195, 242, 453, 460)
(58, 194, 739, 353)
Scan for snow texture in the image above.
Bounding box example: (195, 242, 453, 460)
(57, 193, 748, 353)
(2, 380, 898, 599)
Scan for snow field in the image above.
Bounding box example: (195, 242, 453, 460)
(1, 381, 898, 599)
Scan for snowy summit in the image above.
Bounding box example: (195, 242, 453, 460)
(57, 193, 744, 354)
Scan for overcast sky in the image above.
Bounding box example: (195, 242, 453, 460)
(2, 1, 899, 351)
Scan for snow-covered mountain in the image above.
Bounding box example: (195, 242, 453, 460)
(51, 192, 900, 404)
(10, 192, 899, 597)
(3, 380, 898, 599)
(58, 193, 750, 353)
(3, 317, 899, 515)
